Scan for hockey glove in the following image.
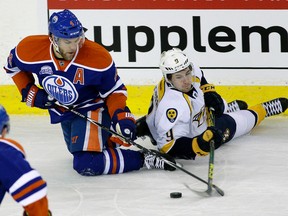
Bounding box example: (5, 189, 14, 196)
(201, 84, 225, 117)
(21, 83, 56, 109)
(110, 107, 136, 147)
(192, 126, 223, 156)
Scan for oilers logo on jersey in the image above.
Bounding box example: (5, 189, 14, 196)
(166, 108, 178, 123)
(42, 75, 78, 105)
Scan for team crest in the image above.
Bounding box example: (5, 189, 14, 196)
(42, 75, 78, 105)
(166, 108, 178, 123)
(192, 106, 205, 127)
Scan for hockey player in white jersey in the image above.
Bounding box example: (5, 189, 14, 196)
(137, 48, 288, 159)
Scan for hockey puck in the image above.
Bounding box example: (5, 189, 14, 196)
(170, 192, 182, 198)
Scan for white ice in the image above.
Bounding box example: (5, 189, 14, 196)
(0, 115, 288, 216)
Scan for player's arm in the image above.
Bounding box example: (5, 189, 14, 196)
(5, 50, 55, 109)
(12, 72, 56, 109)
(106, 92, 136, 146)
(106, 92, 127, 117)
(11, 71, 35, 93)
(103, 70, 136, 145)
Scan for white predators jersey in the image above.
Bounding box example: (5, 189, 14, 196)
(146, 65, 209, 153)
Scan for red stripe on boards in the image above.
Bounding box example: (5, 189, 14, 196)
(48, 0, 288, 10)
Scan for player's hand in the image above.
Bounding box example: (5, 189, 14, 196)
(111, 107, 136, 146)
(21, 83, 56, 109)
(201, 84, 224, 117)
(192, 126, 223, 156)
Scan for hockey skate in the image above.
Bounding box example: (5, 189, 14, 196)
(261, 98, 288, 117)
(227, 100, 248, 112)
(144, 150, 176, 171)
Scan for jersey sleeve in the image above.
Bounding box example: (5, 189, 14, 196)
(4, 47, 21, 76)
(0, 139, 48, 212)
(4, 36, 40, 94)
(99, 64, 128, 117)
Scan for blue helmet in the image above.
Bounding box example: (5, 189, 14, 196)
(48, 9, 83, 39)
(0, 105, 10, 134)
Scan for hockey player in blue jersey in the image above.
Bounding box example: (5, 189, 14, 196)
(4, 9, 175, 176)
(0, 105, 52, 215)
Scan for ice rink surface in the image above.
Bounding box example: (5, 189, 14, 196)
(1, 115, 288, 216)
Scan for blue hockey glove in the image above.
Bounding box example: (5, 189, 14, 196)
(110, 107, 136, 147)
(21, 83, 56, 109)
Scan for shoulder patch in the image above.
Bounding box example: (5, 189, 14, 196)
(166, 108, 178, 123)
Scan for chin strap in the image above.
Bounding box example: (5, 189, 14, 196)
(49, 36, 61, 54)
(49, 34, 85, 57)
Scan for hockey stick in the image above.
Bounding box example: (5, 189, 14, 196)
(185, 108, 223, 197)
(56, 103, 224, 196)
(206, 108, 216, 195)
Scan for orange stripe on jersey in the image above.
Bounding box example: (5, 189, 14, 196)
(11, 71, 35, 94)
(12, 179, 46, 200)
(109, 148, 118, 174)
(106, 93, 127, 117)
(1, 138, 26, 156)
(86, 109, 102, 151)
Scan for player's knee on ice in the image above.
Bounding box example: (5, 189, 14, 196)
(73, 149, 144, 176)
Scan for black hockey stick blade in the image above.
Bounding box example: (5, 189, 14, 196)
(184, 182, 224, 197)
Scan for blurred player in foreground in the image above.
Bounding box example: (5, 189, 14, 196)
(4, 9, 175, 176)
(136, 48, 288, 159)
(0, 105, 52, 216)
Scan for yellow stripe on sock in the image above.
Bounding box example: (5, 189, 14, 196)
(248, 104, 266, 126)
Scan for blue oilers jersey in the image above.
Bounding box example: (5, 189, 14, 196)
(0, 138, 47, 207)
(5, 35, 127, 123)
